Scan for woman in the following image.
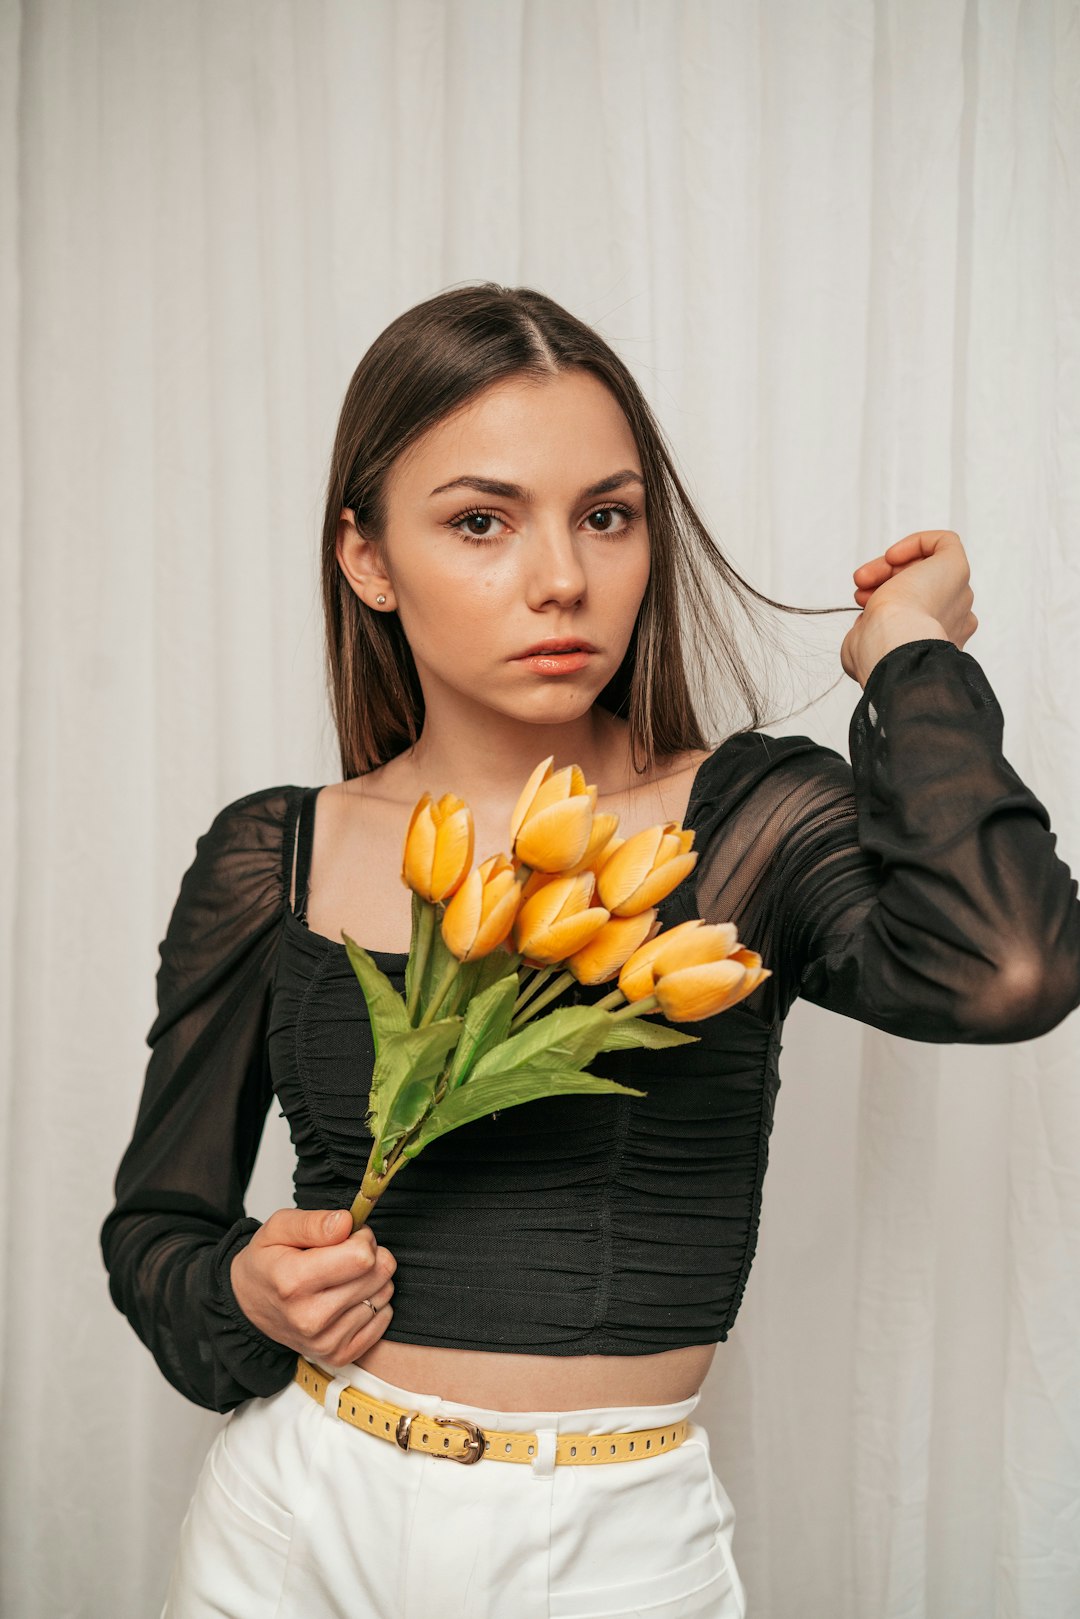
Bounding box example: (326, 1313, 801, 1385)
(101, 283, 1080, 1619)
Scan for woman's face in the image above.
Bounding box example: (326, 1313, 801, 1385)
(338, 368, 651, 730)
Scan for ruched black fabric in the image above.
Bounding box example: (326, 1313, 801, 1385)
(100, 640, 1080, 1411)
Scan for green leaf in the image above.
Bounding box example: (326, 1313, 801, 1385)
(341, 933, 409, 1059)
(445, 973, 519, 1092)
(470, 1004, 612, 1083)
(404, 890, 426, 1013)
(366, 1018, 462, 1170)
(382, 1077, 436, 1142)
(401, 1064, 647, 1159)
(441, 946, 519, 1017)
(471, 945, 522, 995)
(599, 1019, 700, 1052)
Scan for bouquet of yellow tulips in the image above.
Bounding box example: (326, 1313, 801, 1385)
(343, 757, 769, 1230)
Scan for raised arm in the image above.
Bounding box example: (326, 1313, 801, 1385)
(99, 786, 301, 1412)
(692, 638, 1080, 1043)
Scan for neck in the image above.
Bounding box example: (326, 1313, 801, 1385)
(392, 692, 637, 814)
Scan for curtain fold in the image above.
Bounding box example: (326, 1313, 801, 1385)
(2, 2, 1077, 1614)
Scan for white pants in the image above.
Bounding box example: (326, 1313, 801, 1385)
(162, 1359, 747, 1619)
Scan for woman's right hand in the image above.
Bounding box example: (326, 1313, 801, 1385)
(230, 1208, 397, 1365)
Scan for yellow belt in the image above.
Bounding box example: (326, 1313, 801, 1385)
(294, 1354, 691, 1467)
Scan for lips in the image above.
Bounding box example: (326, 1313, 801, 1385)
(515, 638, 598, 658)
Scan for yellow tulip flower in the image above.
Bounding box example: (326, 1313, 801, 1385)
(510, 757, 598, 873)
(596, 821, 698, 915)
(590, 831, 625, 874)
(566, 908, 659, 985)
(441, 854, 522, 961)
(562, 813, 621, 876)
(401, 791, 474, 903)
(618, 919, 740, 1002)
(653, 949, 771, 1022)
(517, 867, 559, 904)
(513, 871, 610, 966)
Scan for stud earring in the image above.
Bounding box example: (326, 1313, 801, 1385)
(375, 594, 386, 605)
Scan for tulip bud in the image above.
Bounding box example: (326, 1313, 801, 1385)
(401, 792, 474, 903)
(512, 871, 610, 966)
(653, 956, 771, 1022)
(510, 758, 597, 873)
(565, 909, 659, 985)
(618, 919, 740, 1002)
(596, 821, 698, 915)
(562, 813, 621, 876)
(517, 867, 558, 904)
(442, 854, 522, 961)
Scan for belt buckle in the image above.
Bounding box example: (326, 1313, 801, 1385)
(394, 1410, 487, 1464)
(433, 1415, 486, 1464)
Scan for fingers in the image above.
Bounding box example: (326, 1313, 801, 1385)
(276, 1227, 395, 1304)
(337, 1296, 396, 1364)
(301, 1242, 397, 1324)
(317, 1271, 397, 1337)
(852, 530, 966, 600)
(299, 1270, 398, 1351)
(264, 1206, 354, 1248)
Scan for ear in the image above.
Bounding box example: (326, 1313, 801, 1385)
(336, 508, 396, 611)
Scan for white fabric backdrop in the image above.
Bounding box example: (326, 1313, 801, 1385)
(1, 1, 1078, 1615)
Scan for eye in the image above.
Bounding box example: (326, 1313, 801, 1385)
(584, 503, 637, 535)
(444, 503, 640, 548)
(446, 507, 508, 546)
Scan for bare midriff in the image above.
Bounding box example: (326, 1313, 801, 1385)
(355, 1338, 719, 1411)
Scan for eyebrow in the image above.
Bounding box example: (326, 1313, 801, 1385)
(427, 470, 644, 502)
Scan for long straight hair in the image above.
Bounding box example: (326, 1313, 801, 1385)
(320, 282, 850, 781)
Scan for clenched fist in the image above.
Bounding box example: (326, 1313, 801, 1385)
(230, 1207, 398, 1368)
(841, 530, 978, 686)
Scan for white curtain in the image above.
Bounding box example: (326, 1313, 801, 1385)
(2, 2, 1078, 1615)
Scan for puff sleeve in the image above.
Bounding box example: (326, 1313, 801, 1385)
(99, 785, 301, 1412)
(692, 640, 1080, 1043)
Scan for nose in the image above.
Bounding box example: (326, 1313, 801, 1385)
(523, 522, 588, 611)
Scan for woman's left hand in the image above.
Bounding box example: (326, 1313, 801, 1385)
(840, 529, 979, 685)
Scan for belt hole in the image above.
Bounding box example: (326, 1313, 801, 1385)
(484, 1439, 491, 1450)
(527, 1444, 534, 1455)
(570, 1445, 577, 1457)
(629, 1440, 635, 1452)
(645, 1439, 651, 1449)
(368, 1414, 374, 1424)
(660, 1435, 665, 1445)
(350, 1405, 356, 1416)
(422, 1434, 429, 1444)
(443, 1438, 450, 1448)
(590, 1445, 597, 1456)
(609, 1443, 616, 1454)
(384, 1420, 390, 1431)
(504, 1442, 512, 1453)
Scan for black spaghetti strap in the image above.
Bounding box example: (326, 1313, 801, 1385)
(292, 786, 319, 922)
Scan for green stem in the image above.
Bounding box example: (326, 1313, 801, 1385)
(419, 956, 461, 1026)
(446, 958, 481, 1018)
(609, 993, 659, 1021)
(508, 969, 576, 1032)
(592, 987, 627, 1012)
(349, 1131, 416, 1228)
(406, 901, 436, 1024)
(512, 966, 554, 1014)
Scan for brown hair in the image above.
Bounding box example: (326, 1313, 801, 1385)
(320, 282, 851, 781)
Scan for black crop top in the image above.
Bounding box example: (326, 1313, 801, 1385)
(99, 641, 1080, 1412)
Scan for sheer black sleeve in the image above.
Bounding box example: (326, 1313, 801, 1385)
(99, 785, 301, 1412)
(692, 639, 1080, 1043)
